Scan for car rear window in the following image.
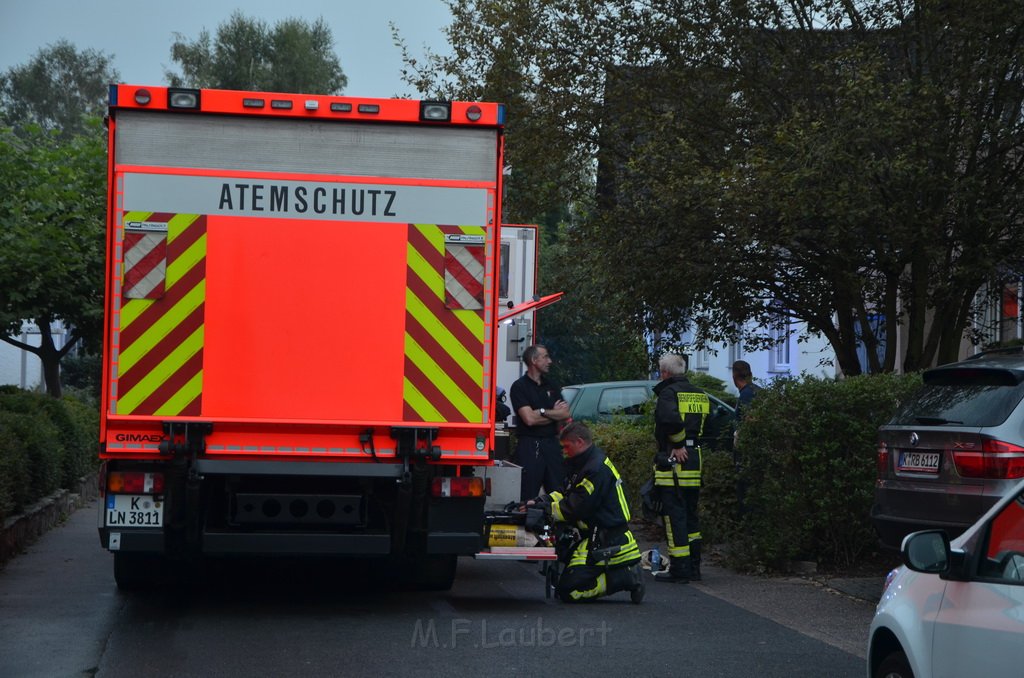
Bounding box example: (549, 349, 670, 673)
(561, 387, 579, 406)
(889, 369, 1024, 427)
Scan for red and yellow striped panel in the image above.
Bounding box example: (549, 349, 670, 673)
(115, 212, 206, 416)
(404, 224, 486, 422)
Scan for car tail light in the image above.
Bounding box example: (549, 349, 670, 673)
(952, 438, 1024, 479)
(106, 471, 165, 494)
(876, 442, 890, 478)
(431, 477, 485, 498)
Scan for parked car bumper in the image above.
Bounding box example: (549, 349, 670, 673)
(870, 503, 978, 550)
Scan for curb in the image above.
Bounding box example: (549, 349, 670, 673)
(0, 472, 99, 566)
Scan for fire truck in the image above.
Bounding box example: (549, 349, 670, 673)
(97, 84, 556, 589)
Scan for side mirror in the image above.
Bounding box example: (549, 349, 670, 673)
(901, 530, 950, 574)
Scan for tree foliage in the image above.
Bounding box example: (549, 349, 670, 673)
(404, 0, 1024, 375)
(0, 40, 118, 138)
(166, 11, 348, 94)
(0, 123, 106, 397)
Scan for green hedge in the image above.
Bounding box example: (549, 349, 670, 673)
(726, 372, 922, 571)
(589, 372, 922, 572)
(0, 388, 99, 525)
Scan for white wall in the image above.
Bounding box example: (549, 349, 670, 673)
(687, 322, 836, 396)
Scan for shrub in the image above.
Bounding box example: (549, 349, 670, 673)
(688, 371, 737, 407)
(53, 396, 100, 486)
(0, 389, 99, 519)
(0, 412, 31, 524)
(590, 421, 652, 515)
(729, 372, 923, 571)
(2, 409, 62, 507)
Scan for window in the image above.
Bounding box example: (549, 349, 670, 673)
(768, 311, 792, 373)
(980, 490, 1024, 583)
(498, 242, 510, 299)
(976, 281, 1022, 348)
(1001, 283, 1020, 344)
(889, 369, 1024, 428)
(856, 314, 887, 374)
(728, 339, 743, 366)
(692, 348, 710, 371)
(597, 386, 651, 416)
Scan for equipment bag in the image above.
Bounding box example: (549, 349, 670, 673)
(640, 477, 662, 522)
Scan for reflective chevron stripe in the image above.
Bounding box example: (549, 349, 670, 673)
(114, 212, 206, 416)
(403, 224, 486, 423)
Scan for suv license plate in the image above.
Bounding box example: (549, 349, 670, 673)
(105, 494, 163, 527)
(897, 451, 940, 473)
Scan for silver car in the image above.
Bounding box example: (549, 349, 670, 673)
(867, 476, 1024, 677)
(872, 350, 1024, 550)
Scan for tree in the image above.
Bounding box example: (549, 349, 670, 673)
(166, 11, 347, 94)
(0, 40, 119, 139)
(0, 123, 106, 397)
(403, 0, 1024, 375)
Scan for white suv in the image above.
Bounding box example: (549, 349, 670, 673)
(867, 476, 1024, 677)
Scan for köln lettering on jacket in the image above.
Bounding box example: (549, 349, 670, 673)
(218, 183, 398, 217)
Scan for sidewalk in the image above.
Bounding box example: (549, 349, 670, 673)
(0, 473, 99, 566)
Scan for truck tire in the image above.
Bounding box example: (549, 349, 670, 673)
(113, 552, 164, 591)
(413, 554, 458, 591)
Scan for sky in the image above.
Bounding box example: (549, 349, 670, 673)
(0, 0, 454, 98)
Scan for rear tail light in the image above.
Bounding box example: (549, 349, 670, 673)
(876, 442, 890, 478)
(106, 471, 165, 494)
(952, 438, 1024, 479)
(431, 477, 485, 498)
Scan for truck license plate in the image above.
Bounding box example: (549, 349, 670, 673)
(897, 451, 940, 473)
(105, 494, 163, 527)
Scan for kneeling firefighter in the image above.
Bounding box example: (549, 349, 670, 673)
(528, 421, 644, 603)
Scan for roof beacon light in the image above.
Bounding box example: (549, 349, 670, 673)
(167, 88, 200, 110)
(134, 89, 152, 106)
(466, 105, 483, 122)
(420, 101, 451, 122)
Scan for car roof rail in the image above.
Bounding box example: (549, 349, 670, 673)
(965, 345, 1024, 361)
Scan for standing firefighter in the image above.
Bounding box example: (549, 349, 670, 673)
(530, 421, 644, 603)
(652, 353, 710, 583)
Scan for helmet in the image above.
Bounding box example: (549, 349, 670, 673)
(640, 548, 668, 572)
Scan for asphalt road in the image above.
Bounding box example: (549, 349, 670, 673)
(0, 501, 878, 678)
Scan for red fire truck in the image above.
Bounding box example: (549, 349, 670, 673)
(97, 84, 550, 589)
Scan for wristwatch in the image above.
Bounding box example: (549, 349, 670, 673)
(539, 408, 546, 417)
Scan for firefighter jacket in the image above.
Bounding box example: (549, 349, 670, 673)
(652, 375, 710, 489)
(545, 444, 640, 568)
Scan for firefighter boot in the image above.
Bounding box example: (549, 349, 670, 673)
(690, 541, 702, 582)
(653, 556, 690, 583)
(628, 563, 645, 604)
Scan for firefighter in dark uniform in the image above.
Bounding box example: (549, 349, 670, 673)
(652, 353, 709, 582)
(530, 421, 644, 603)
(509, 344, 570, 500)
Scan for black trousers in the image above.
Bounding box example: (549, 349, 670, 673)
(556, 562, 636, 602)
(658, 485, 700, 562)
(514, 435, 564, 500)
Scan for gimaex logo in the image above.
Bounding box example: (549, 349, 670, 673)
(114, 433, 163, 443)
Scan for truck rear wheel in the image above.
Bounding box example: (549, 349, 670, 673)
(113, 552, 165, 591)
